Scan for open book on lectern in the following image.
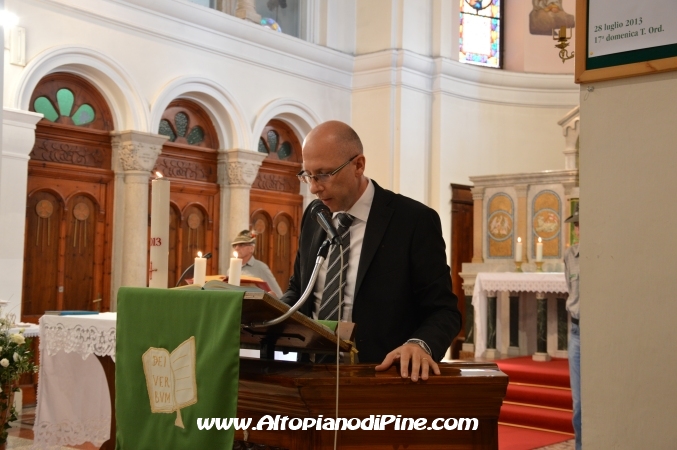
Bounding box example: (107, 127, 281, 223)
(174, 280, 356, 358)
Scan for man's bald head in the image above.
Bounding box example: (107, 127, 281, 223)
(303, 120, 363, 160)
(301, 120, 368, 212)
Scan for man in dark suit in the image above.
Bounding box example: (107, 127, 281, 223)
(280, 121, 461, 381)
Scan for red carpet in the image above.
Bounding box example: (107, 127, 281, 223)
(495, 356, 574, 448)
(498, 424, 572, 450)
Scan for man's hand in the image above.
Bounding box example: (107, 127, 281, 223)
(374, 343, 440, 382)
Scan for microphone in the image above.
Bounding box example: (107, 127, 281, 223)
(311, 202, 340, 244)
(175, 252, 213, 287)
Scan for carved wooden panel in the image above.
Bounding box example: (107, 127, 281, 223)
(63, 195, 100, 311)
(154, 154, 216, 182)
(451, 184, 473, 349)
(23, 191, 62, 317)
(23, 72, 115, 322)
(149, 184, 219, 287)
(250, 120, 303, 292)
(251, 210, 272, 267)
(30, 104, 113, 170)
(150, 99, 220, 285)
(22, 166, 113, 323)
(272, 213, 294, 291)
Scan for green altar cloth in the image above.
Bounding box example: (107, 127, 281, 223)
(116, 287, 243, 450)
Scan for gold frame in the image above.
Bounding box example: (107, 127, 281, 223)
(575, 0, 677, 84)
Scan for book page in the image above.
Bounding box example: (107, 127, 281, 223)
(170, 337, 198, 409)
(142, 347, 175, 413)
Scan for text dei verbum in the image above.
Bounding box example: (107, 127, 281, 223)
(197, 415, 479, 431)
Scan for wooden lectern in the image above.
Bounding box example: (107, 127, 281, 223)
(236, 291, 508, 450)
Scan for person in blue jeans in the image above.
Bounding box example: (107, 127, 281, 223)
(564, 204, 580, 450)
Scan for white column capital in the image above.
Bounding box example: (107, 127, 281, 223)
(220, 148, 268, 187)
(470, 186, 485, 200)
(2, 108, 42, 160)
(111, 130, 167, 173)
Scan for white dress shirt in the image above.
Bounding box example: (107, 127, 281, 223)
(313, 178, 374, 322)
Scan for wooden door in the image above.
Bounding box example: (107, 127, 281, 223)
(451, 183, 474, 356)
(23, 73, 114, 322)
(250, 120, 304, 291)
(153, 100, 220, 286)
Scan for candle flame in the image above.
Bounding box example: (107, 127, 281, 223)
(233, 251, 238, 258)
(538, 237, 542, 243)
(517, 237, 521, 243)
(155, 171, 163, 178)
(197, 251, 202, 258)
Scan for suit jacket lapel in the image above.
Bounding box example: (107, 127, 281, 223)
(355, 182, 394, 297)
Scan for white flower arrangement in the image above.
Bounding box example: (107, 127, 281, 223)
(0, 310, 36, 445)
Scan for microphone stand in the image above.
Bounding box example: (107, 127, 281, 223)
(246, 239, 332, 328)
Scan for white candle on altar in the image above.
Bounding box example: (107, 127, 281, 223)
(229, 251, 242, 286)
(536, 237, 543, 262)
(515, 237, 523, 262)
(194, 251, 207, 286)
(149, 173, 170, 288)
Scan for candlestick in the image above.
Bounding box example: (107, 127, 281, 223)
(194, 251, 207, 286)
(536, 237, 543, 262)
(229, 251, 242, 286)
(149, 173, 170, 288)
(515, 237, 523, 262)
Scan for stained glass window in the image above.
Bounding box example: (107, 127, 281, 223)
(459, 0, 502, 69)
(159, 120, 176, 142)
(33, 88, 96, 126)
(158, 113, 205, 146)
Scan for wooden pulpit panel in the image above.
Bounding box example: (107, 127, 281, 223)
(236, 360, 508, 450)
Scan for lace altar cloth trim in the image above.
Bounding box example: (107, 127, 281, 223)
(33, 418, 110, 449)
(475, 272, 567, 294)
(41, 313, 117, 360)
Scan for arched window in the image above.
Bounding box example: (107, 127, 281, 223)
(30, 73, 114, 130)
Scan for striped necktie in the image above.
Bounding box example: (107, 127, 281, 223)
(318, 213, 354, 321)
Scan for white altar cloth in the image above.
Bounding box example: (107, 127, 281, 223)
(472, 272, 567, 358)
(33, 313, 117, 449)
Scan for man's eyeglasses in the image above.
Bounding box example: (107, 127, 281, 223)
(297, 155, 358, 184)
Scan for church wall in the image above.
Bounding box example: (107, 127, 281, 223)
(4, 0, 353, 132)
(503, 0, 577, 74)
(580, 70, 677, 448)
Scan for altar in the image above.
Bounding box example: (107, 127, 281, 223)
(472, 272, 569, 360)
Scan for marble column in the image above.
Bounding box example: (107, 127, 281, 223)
(508, 292, 520, 356)
(0, 108, 42, 316)
(514, 184, 528, 262)
(558, 107, 580, 170)
(218, 149, 267, 275)
(557, 297, 568, 353)
(112, 131, 167, 291)
(471, 187, 484, 263)
(533, 292, 551, 361)
(484, 291, 500, 360)
(459, 282, 475, 359)
(235, 0, 261, 23)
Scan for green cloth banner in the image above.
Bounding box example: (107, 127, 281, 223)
(116, 287, 243, 450)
